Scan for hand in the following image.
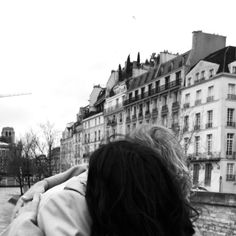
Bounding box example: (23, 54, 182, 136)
(11, 180, 47, 221)
(17, 193, 41, 224)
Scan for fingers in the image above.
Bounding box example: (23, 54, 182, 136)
(32, 193, 41, 205)
(11, 197, 25, 221)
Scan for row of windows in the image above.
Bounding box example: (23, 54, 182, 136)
(192, 162, 236, 186)
(83, 116, 102, 129)
(128, 71, 181, 99)
(186, 133, 234, 156)
(84, 130, 102, 143)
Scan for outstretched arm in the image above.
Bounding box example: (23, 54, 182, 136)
(12, 164, 87, 221)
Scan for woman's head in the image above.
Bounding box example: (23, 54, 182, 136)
(86, 140, 195, 236)
(128, 124, 191, 198)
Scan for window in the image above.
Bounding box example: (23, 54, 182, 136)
(207, 134, 212, 155)
(163, 95, 167, 105)
(116, 98, 119, 107)
(184, 137, 189, 154)
(228, 83, 235, 94)
(155, 81, 160, 92)
(185, 93, 190, 103)
(127, 125, 130, 133)
(205, 163, 212, 186)
(141, 87, 145, 98)
(165, 76, 170, 88)
(187, 77, 191, 86)
(135, 90, 138, 99)
(232, 66, 236, 74)
(209, 69, 214, 78)
(162, 115, 167, 127)
(195, 72, 199, 82)
(184, 115, 189, 129)
(148, 84, 152, 95)
(208, 86, 214, 97)
(98, 130, 101, 141)
(226, 133, 234, 155)
(88, 134, 90, 143)
(201, 70, 205, 79)
(195, 136, 200, 155)
(176, 71, 181, 80)
(195, 113, 201, 129)
(196, 90, 201, 100)
(226, 163, 235, 181)
(139, 104, 143, 116)
(207, 110, 213, 128)
(119, 113, 123, 122)
(129, 92, 132, 101)
(146, 101, 150, 114)
(172, 112, 178, 124)
(94, 131, 97, 142)
(173, 91, 178, 103)
(193, 164, 200, 185)
(227, 108, 234, 126)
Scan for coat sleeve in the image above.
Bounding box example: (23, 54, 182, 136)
(45, 165, 87, 189)
(37, 189, 91, 236)
(0, 213, 44, 236)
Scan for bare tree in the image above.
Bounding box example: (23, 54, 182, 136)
(39, 121, 59, 176)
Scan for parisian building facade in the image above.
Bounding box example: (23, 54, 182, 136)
(60, 31, 236, 193)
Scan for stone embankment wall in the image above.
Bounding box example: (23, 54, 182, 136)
(190, 192, 236, 236)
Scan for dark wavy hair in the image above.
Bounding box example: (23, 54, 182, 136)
(86, 140, 195, 236)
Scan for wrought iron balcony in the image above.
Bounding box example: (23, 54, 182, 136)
(194, 125, 201, 131)
(145, 110, 151, 118)
(152, 108, 158, 116)
(226, 151, 236, 159)
(138, 113, 143, 119)
(195, 99, 202, 106)
(205, 123, 213, 129)
(132, 114, 137, 121)
(161, 105, 168, 114)
(207, 96, 214, 103)
(226, 121, 236, 128)
(126, 116, 131, 123)
(172, 101, 180, 111)
(226, 174, 236, 181)
(227, 94, 236, 100)
(183, 103, 190, 109)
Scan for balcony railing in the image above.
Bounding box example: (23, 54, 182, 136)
(228, 94, 236, 100)
(161, 105, 168, 114)
(226, 151, 236, 159)
(145, 110, 151, 118)
(123, 79, 181, 107)
(195, 99, 202, 106)
(132, 114, 137, 121)
(152, 108, 158, 116)
(205, 123, 213, 129)
(226, 174, 236, 181)
(172, 101, 180, 111)
(126, 116, 131, 123)
(138, 113, 143, 119)
(194, 125, 201, 130)
(105, 104, 123, 115)
(226, 121, 236, 128)
(207, 96, 214, 103)
(183, 103, 190, 109)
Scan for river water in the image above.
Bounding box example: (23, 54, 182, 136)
(0, 187, 20, 233)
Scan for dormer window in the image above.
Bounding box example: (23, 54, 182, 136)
(209, 69, 214, 78)
(201, 71, 205, 80)
(232, 66, 236, 74)
(187, 77, 191, 86)
(195, 72, 199, 81)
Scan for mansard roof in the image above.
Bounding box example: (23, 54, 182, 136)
(202, 46, 236, 73)
(127, 68, 157, 91)
(156, 51, 190, 77)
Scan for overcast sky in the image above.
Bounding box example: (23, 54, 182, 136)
(1, 0, 236, 139)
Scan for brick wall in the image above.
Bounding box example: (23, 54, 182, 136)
(190, 192, 236, 236)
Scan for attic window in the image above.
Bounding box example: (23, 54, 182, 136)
(232, 66, 236, 74)
(209, 69, 214, 78)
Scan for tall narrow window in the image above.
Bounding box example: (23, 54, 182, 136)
(135, 90, 138, 100)
(141, 87, 145, 98)
(195, 136, 200, 155)
(184, 137, 189, 154)
(208, 86, 214, 97)
(184, 115, 189, 131)
(155, 80, 160, 92)
(228, 84, 235, 94)
(226, 133, 234, 155)
(193, 164, 200, 185)
(207, 134, 212, 155)
(232, 66, 236, 74)
(195, 113, 201, 130)
(148, 84, 152, 96)
(185, 93, 190, 103)
(201, 70, 205, 79)
(209, 69, 214, 78)
(207, 110, 213, 128)
(227, 108, 234, 126)
(162, 115, 167, 127)
(205, 163, 212, 186)
(226, 163, 235, 181)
